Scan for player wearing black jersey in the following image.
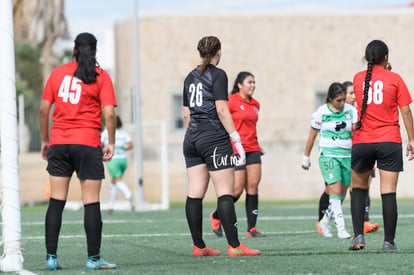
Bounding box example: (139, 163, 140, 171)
(183, 36, 260, 257)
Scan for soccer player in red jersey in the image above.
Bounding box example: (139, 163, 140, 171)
(210, 71, 265, 238)
(349, 40, 414, 251)
(39, 32, 117, 270)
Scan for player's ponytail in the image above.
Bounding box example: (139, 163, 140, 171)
(197, 36, 221, 76)
(355, 40, 388, 130)
(73, 32, 99, 84)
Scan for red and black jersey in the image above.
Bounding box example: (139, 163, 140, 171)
(42, 60, 117, 147)
(228, 92, 261, 153)
(353, 66, 412, 144)
(183, 64, 228, 131)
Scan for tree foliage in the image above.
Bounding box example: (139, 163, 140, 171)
(15, 42, 43, 151)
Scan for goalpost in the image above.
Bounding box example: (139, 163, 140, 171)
(0, 0, 24, 272)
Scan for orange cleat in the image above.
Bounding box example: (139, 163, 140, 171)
(210, 211, 223, 237)
(316, 221, 323, 234)
(193, 246, 221, 257)
(246, 227, 265, 237)
(228, 243, 260, 257)
(364, 221, 380, 234)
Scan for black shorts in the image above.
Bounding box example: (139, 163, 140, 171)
(183, 128, 235, 171)
(351, 142, 403, 173)
(235, 151, 262, 171)
(47, 144, 105, 180)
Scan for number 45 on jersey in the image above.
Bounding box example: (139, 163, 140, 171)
(58, 75, 82, 104)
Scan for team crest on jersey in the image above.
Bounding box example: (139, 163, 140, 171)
(328, 171, 334, 179)
(345, 111, 351, 120)
(240, 105, 245, 110)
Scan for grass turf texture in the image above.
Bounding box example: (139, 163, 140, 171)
(13, 199, 414, 274)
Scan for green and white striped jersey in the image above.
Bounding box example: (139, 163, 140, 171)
(310, 103, 357, 158)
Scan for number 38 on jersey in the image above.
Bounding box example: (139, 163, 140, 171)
(189, 83, 203, 107)
(58, 75, 82, 104)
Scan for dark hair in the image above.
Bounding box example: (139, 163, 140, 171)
(342, 81, 353, 89)
(325, 82, 346, 103)
(197, 36, 221, 76)
(231, 71, 254, 94)
(116, 115, 122, 129)
(355, 40, 389, 130)
(73, 32, 99, 84)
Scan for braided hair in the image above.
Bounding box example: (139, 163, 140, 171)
(73, 32, 99, 84)
(197, 36, 221, 76)
(231, 71, 254, 94)
(355, 40, 389, 130)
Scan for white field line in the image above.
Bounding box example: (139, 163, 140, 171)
(20, 214, 414, 240)
(20, 213, 413, 226)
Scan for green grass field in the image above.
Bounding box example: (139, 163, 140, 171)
(14, 199, 414, 274)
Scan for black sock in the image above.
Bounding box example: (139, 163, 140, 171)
(45, 198, 66, 255)
(185, 197, 205, 248)
(213, 196, 238, 220)
(84, 202, 102, 258)
(364, 189, 371, 222)
(217, 195, 240, 248)
(246, 194, 258, 230)
(318, 192, 329, 221)
(350, 188, 367, 236)
(382, 192, 397, 244)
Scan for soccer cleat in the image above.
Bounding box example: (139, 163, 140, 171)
(46, 254, 61, 270)
(86, 258, 117, 270)
(228, 243, 260, 257)
(210, 211, 223, 237)
(246, 227, 265, 237)
(364, 221, 380, 234)
(316, 221, 323, 234)
(192, 246, 221, 257)
(337, 228, 352, 239)
(317, 220, 333, 237)
(348, 234, 365, 251)
(383, 241, 398, 251)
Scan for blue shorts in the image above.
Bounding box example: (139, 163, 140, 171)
(47, 144, 105, 180)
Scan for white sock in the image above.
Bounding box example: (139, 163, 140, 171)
(108, 184, 118, 210)
(320, 204, 332, 224)
(116, 181, 132, 200)
(330, 198, 345, 229)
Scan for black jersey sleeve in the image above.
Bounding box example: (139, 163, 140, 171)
(183, 84, 188, 107)
(182, 74, 190, 107)
(213, 69, 228, 101)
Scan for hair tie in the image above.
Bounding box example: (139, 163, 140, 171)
(205, 37, 208, 49)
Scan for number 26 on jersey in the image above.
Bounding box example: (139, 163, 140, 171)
(189, 83, 203, 107)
